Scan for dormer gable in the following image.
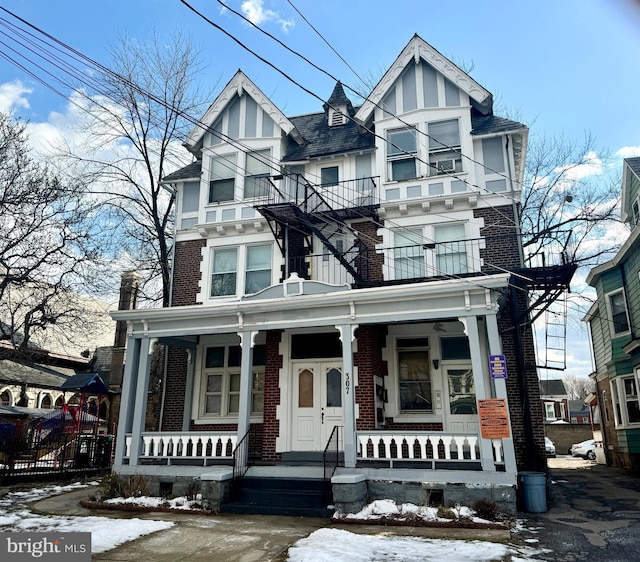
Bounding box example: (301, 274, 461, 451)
(323, 81, 355, 127)
(184, 70, 303, 157)
(354, 34, 492, 125)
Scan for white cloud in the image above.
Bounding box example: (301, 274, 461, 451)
(0, 80, 32, 113)
(554, 150, 604, 181)
(616, 146, 640, 158)
(240, 0, 295, 33)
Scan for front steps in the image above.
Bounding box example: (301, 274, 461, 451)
(220, 477, 333, 518)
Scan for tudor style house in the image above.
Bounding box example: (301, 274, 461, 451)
(584, 157, 640, 470)
(111, 35, 558, 514)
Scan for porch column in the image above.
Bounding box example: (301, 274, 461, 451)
(337, 324, 358, 468)
(114, 335, 141, 465)
(462, 316, 496, 472)
(128, 336, 153, 466)
(485, 314, 518, 474)
(182, 349, 195, 432)
(237, 330, 258, 439)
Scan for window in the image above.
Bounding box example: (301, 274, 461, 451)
(211, 248, 238, 297)
(321, 166, 339, 187)
(397, 339, 432, 412)
(202, 345, 265, 417)
(633, 198, 640, 226)
(244, 150, 271, 199)
(623, 375, 640, 424)
(0, 390, 11, 406)
(544, 402, 556, 420)
(209, 154, 237, 203)
(608, 290, 630, 335)
(387, 128, 418, 181)
(211, 245, 272, 297)
(448, 368, 476, 414)
(428, 120, 462, 176)
(394, 228, 425, 279)
(245, 245, 272, 294)
(435, 224, 467, 275)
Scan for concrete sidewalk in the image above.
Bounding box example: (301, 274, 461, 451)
(31, 488, 510, 561)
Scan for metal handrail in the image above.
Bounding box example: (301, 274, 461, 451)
(232, 425, 256, 487)
(322, 425, 343, 501)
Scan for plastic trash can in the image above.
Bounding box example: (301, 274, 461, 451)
(519, 471, 547, 513)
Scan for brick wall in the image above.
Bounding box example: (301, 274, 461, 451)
(352, 219, 383, 284)
(354, 324, 388, 430)
(161, 348, 188, 431)
(172, 239, 206, 306)
(474, 205, 522, 272)
(262, 330, 283, 461)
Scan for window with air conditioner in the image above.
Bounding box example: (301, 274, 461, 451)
(428, 119, 462, 176)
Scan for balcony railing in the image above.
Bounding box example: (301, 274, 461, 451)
(286, 234, 520, 287)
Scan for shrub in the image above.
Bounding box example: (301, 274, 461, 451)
(184, 480, 201, 501)
(94, 472, 121, 501)
(436, 505, 456, 519)
(472, 498, 500, 521)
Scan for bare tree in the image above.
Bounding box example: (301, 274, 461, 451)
(55, 30, 211, 307)
(520, 133, 622, 270)
(0, 112, 110, 354)
(562, 373, 595, 400)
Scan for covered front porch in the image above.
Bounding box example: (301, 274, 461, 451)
(111, 274, 518, 513)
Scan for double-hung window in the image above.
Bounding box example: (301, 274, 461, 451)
(397, 338, 432, 412)
(394, 228, 425, 279)
(211, 245, 273, 297)
(428, 119, 462, 176)
(202, 345, 265, 417)
(244, 150, 271, 199)
(209, 154, 237, 203)
(434, 223, 467, 275)
(387, 128, 418, 181)
(623, 375, 640, 424)
(608, 290, 630, 336)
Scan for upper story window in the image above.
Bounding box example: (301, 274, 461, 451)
(632, 197, 640, 226)
(211, 244, 273, 298)
(244, 150, 271, 199)
(209, 154, 237, 203)
(607, 290, 630, 336)
(387, 128, 418, 181)
(394, 228, 425, 279)
(428, 119, 462, 176)
(0, 390, 11, 406)
(435, 223, 467, 275)
(321, 166, 339, 187)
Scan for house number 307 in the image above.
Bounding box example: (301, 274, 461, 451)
(345, 372, 350, 394)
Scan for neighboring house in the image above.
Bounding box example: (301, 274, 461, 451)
(569, 400, 592, 425)
(112, 35, 573, 514)
(539, 379, 569, 423)
(584, 157, 640, 470)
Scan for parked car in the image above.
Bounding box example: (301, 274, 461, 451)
(570, 439, 596, 460)
(544, 436, 556, 458)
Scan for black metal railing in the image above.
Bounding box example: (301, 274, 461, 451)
(232, 425, 258, 488)
(323, 425, 343, 501)
(285, 233, 521, 287)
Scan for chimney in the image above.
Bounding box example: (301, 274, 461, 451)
(110, 271, 140, 389)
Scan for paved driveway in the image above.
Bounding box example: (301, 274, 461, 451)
(517, 456, 640, 561)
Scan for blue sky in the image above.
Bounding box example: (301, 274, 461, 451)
(1, 0, 639, 153)
(1, 0, 639, 378)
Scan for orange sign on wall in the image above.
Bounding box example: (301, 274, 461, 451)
(478, 398, 510, 439)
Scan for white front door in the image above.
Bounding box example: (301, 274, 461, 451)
(291, 362, 343, 451)
(445, 366, 479, 434)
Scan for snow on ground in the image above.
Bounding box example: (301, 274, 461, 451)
(105, 494, 204, 510)
(287, 527, 550, 562)
(0, 482, 174, 554)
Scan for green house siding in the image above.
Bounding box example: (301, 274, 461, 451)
(612, 357, 633, 376)
(625, 429, 640, 454)
(626, 172, 640, 223)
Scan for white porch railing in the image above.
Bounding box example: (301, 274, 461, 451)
(357, 431, 503, 468)
(124, 432, 237, 465)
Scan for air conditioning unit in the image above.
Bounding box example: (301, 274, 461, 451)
(436, 159, 455, 173)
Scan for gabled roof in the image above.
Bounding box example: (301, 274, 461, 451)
(470, 114, 527, 136)
(60, 373, 109, 394)
(163, 161, 202, 182)
(0, 359, 77, 389)
(539, 379, 568, 397)
(323, 81, 355, 115)
(355, 34, 492, 124)
(184, 70, 300, 155)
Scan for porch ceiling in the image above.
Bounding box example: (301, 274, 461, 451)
(112, 274, 510, 339)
